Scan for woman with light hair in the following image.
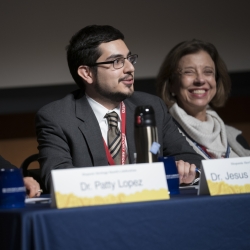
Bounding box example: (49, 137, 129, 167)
(156, 39, 250, 159)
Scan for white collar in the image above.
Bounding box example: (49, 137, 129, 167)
(86, 94, 121, 123)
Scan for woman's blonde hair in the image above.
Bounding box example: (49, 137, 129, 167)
(156, 39, 231, 108)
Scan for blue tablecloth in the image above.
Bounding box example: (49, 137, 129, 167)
(1, 189, 250, 250)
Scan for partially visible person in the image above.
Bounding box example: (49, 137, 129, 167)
(0, 155, 41, 197)
(156, 39, 250, 159)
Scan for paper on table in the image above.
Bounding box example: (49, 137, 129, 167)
(25, 197, 51, 204)
(179, 185, 199, 190)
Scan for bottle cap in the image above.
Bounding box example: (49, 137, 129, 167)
(134, 106, 156, 127)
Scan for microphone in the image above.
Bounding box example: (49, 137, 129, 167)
(134, 106, 160, 163)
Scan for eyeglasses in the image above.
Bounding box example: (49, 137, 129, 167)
(90, 54, 138, 69)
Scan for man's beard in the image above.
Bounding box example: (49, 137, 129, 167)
(94, 79, 133, 103)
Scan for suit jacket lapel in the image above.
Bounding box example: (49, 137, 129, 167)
(75, 93, 108, 166)
(124, 99, 136, 163)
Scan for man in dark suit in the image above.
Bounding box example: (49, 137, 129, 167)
(36, 25, 203, 191)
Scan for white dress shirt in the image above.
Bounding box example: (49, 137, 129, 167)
(86, 94, 122, 145)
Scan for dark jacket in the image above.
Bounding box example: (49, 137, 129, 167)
(36, 90, 204, 190)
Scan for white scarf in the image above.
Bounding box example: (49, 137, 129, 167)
(169, 103, 228, 158)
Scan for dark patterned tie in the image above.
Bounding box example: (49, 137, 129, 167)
(105, 112, 121, 165)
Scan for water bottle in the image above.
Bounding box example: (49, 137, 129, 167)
(134, 105, 160, 163)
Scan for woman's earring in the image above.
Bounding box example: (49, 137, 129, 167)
(171, 93, 176, 97)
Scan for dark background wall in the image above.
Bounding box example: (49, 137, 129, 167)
(0, 1, 249, 89)
(0, 1, 250, 166)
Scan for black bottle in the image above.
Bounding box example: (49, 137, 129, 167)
(134, 106, 159, 163)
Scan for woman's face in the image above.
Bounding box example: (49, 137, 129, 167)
(172, 50, 217, 118)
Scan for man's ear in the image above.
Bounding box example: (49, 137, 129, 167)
(78, 66, 94, 84)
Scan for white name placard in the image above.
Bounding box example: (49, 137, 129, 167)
(199, 157, 250, 196)
(51, 162, 169, 208)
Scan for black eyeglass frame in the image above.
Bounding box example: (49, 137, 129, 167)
(89, 54, 138, 69)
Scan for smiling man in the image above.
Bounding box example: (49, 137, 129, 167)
(36, 25, 204, 191)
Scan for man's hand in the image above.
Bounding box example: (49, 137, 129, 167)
(176, 160, 196, 184)
(23, 177, 41, 198)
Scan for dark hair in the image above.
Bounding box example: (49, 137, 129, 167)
(156, 39, 231, 108)
(66, 25, 124, 90)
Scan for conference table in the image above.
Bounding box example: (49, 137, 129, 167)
(1, 188, 250, 250)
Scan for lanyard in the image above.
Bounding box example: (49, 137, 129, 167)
(194, 141, 230, 159)
(103, 102, 126, 165)
(173, 119, 230, 159)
